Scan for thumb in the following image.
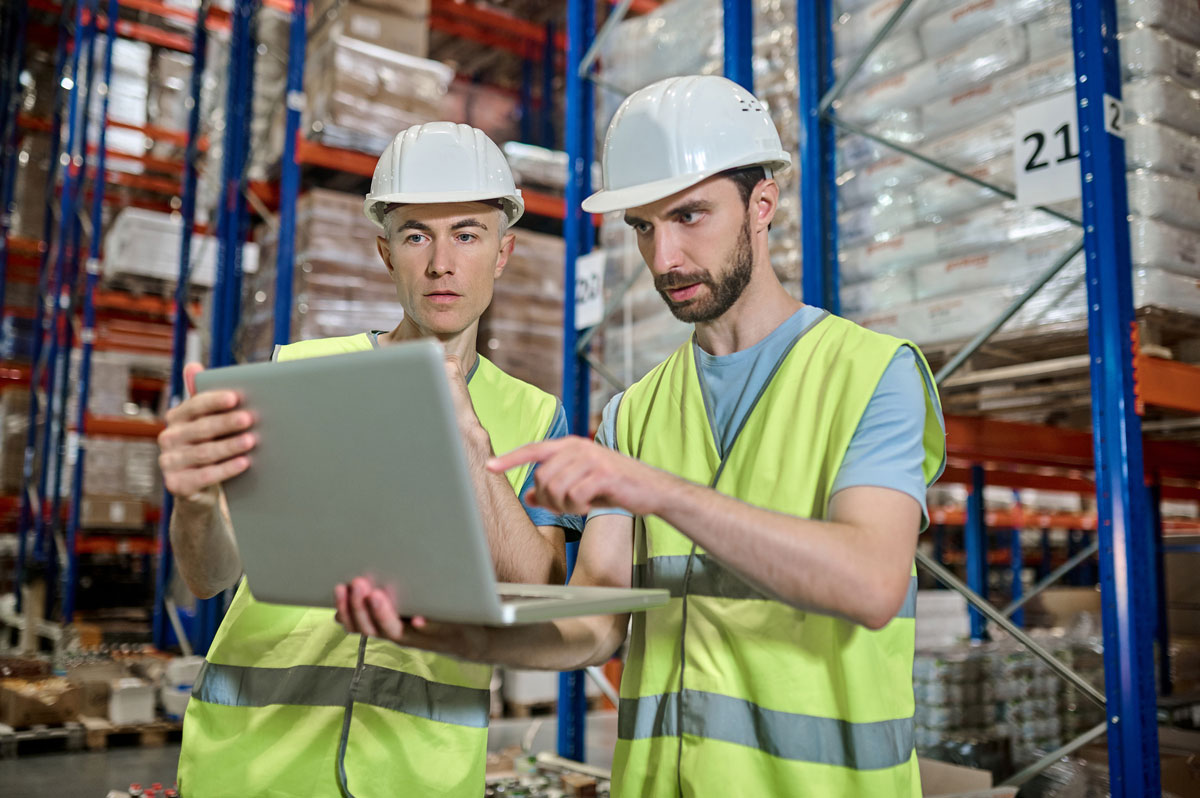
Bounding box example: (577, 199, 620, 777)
(183, 362, 205, 398)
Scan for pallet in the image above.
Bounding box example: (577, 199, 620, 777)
(505, 696, 606, 719)
(78, 716, 183, 751)
(0, 721, 87, 759)
(926, 307, 1200, 439)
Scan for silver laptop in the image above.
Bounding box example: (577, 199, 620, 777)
(194, 340, 669, 625)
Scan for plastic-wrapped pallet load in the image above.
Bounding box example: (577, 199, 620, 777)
(478, 230, 567, 397)
(148, 50, 194, 160)
(836, 0, 1200, 356)
(238, 189, 404, 363)
(297, 39, 452, 156)
(85, 36, 151, 176)
(103, 207, 259, 289)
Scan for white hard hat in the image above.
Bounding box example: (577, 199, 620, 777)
(582, 75, 791, 215)
(364, 121, 524, 229)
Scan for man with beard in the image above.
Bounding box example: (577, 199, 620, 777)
(334, 76, 947, 797)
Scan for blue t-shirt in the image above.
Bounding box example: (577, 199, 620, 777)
(591, 307, 942, 525)
(520, 404, 584, 538)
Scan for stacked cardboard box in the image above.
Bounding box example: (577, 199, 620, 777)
(0, 387, 30, 495)
(478, 230, 567, 397)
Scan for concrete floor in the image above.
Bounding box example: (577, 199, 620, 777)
(0, 711, 618, 795)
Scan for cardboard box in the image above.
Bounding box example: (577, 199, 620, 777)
(1022, 587, 1102, 628)
(1081, 728, 1200, 798)
(310, 3, 429, 58)
(80, 495, 147, 530)
(108, 678, 155, 725)
(0, 678, 81, 727)
(917, 757, 1018, 798)
(1166, 546, 1200, 608)
(68, 661, 128, 719)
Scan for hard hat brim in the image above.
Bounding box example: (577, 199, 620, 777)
(365, 189, 524, 230)
(581, 154, 791, 215)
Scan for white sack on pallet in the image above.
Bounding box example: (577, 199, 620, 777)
(1126, 121, 1200, 181)
(918, 0, 1056, 59)
(838, 27, 1031, 124)
(1121, 26, 1200, 89)
(1119, 0, 1200, 45)
(1124, 75, 1200, 138)
(1126, 170, 1200, 233)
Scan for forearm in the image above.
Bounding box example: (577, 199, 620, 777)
(169, 492, 242, 599)
(655, 481, 913, 629)
(468, 428, 565, 584)
(435, 611, 627, 671)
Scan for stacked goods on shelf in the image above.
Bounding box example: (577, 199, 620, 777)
(835, 0, 1200, 357)
(148, 50, 194, 161)
(85, 36, 152, 177)
(239, 188, 404, 362)
(0, 388, 31, 495)
(102, 206, 259, 290)
(9, 48, 56, 243)
(442, 80, 521, 146)
(914, 633, 1105, 770)
(1164, 544, 1200, 693)
(478, 230, 566, 396)
(253, 0, 445, 161)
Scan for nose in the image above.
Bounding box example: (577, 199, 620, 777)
(426, 241, 455, 277)
(649, 226, 685, 276)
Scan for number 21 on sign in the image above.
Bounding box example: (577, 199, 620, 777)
(1014, 90, 1083, 208)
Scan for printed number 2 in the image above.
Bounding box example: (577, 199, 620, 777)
(1024, 124, 1078, 172)
(1108, 99, 1122, 134)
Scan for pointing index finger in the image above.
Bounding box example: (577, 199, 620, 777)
(487, 439, 562, 473)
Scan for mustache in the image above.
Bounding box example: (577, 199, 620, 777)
(654, 270, 713, 292)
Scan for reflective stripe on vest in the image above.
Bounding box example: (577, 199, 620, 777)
(612, 314, 946, 797)
(617, 689, 914, 771)
(633, 554, 918, 619)
(193, 660, 490, 728)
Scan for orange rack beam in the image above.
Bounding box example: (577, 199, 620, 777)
(1135, 354, 1200, 416)
(82, 414, 165, 439)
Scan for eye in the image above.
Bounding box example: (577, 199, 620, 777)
(632, 221, 651, 235)
(679, 211, 703, 225)
(405, 233, 427, 244)
(455, 232, 477, 243)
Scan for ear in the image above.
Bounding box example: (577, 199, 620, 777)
(752, 179, 779, 234)
(494, 232, 516, 279)
(377, 235, 395, 274)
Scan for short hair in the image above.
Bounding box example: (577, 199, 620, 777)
(723, 165, 768, 206)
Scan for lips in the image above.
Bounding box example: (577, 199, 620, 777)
(666, 284, 702, 302)
(425, 291, 461, 304)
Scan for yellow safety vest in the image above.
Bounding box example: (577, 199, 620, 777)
(179, 333, 560, 797)
(611, 313, 945, 797)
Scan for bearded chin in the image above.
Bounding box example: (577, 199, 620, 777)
(661, 214, 754, 323)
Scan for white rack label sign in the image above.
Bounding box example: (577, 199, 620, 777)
(574, 250, 606, 330)
(1013, 91, 1081, 207)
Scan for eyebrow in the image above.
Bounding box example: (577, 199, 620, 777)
(395, 218, 489, 233)
(624, 201, 712, 227)
(665, 200, 711, 217)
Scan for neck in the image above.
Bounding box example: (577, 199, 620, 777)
(692, 256, 803, 357)
(378, 316, 480, 375)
